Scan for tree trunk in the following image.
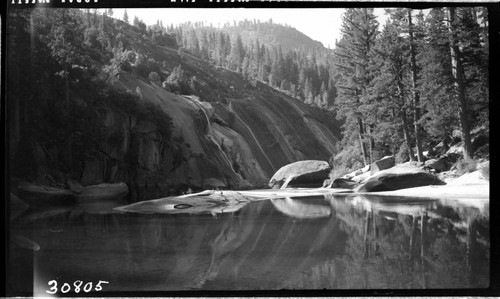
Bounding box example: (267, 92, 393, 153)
(397, 82, 416, 161)
(401, 108, 416, 161)
(408, 10, 425, 163)
(358, 117, 369, 166)
(448, 7, 473, 160)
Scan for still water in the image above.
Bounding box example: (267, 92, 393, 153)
(8, 193, 489, 294)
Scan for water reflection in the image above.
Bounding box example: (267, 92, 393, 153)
(8, 193, 489, 293)
(271, 197, 331, 219)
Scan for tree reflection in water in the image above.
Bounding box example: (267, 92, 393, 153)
(9, 193, 489, 292)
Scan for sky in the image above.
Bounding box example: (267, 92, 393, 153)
(113, 8, 389, 49)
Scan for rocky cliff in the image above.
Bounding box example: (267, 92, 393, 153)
(8, 10, 342, 201)
(107, 64, 341, 199)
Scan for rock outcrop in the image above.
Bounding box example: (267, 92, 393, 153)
(370, 156, 395, 175)
(12, 66, 342, 200)
(115, 190, 257, 215)
(424, 158, 448, 172)
(356, 164, 445, 192)
(269, 160, 331, 189)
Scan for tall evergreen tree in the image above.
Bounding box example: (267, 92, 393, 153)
(448, 7, 473, 159)
(123, 9, 129, 24)
(334, 8, 379, 166)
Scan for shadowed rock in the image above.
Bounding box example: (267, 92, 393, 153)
(370, 156, 395, 175)
(424, 157, 448, 172)
(329, 178, 359, 189)
(269, 160, 331, 189)
(357, 165, 445, 192)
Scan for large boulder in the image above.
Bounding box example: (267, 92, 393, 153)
(268, 160, 331, 189)
(425, 153, 461, 173)
(370, 156, 395, 175)
(424, 158, 448, 173)
(357, 164, 445, 192)
(17, 183, 76, 208)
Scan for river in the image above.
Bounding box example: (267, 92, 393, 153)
(8, 192, 489, 295)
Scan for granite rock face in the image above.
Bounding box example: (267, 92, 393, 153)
(269, 160, 331, 189)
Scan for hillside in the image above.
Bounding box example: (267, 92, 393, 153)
(171, 20, 338, 110)
(223, 19, 325, 52)
(8, 9, 342, 201)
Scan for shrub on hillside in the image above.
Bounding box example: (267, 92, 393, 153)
(148, 72, 161, 85)
(133, 54, 161, 78)
(163, 64, 191, 94)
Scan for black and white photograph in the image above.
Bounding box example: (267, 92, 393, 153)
(5, 0, 495, 296)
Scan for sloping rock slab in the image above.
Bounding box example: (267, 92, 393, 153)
(370, 156, 395, 175)
(114, 190, 257, 215)
(357, 165, 445, 192)
(17, 183, 75, 208)
(269, 160, 331, 189)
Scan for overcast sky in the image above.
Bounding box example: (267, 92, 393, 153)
(113, 8, 389, 49)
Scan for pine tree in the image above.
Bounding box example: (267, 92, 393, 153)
(418, 8, 458, 143)
(370, 16, 416, 160)
(334, 8, 379, 166)
(123, 9, 129, 24)
(229, 34, 245, 72)
(407, 9, 426, 163)
(448, 7, 473, 159)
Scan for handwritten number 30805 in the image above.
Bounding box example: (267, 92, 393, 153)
(46, 280, 109, 294)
